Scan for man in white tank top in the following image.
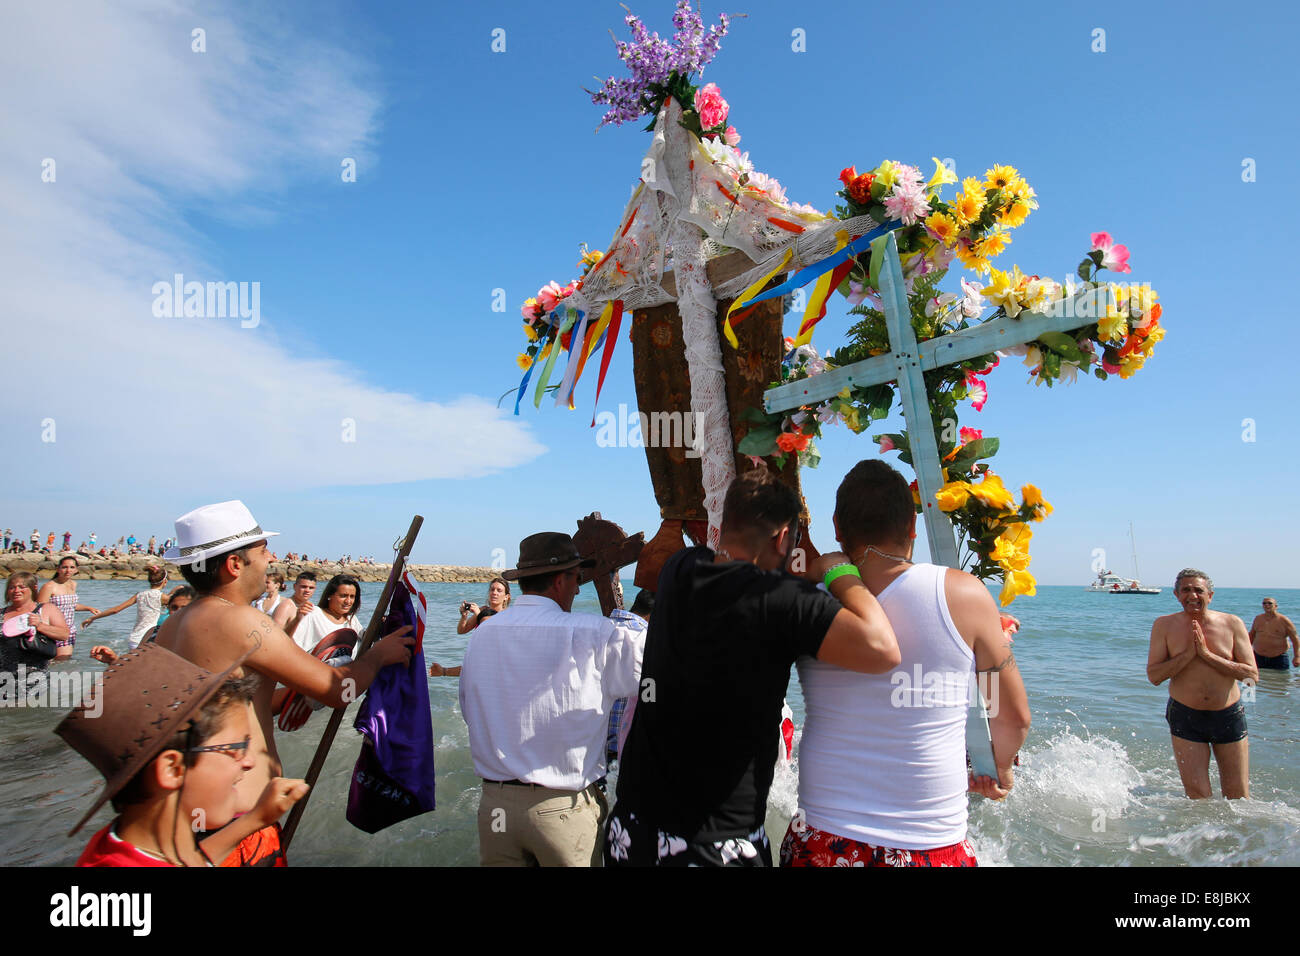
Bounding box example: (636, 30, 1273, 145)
(783, 460, 1031, 867)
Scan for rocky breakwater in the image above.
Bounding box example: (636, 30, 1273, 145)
(0, 552, 497, 585)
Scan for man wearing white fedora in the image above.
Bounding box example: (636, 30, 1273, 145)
(155, 500, 414, 865)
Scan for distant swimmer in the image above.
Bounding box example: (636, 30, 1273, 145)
(1147, 569, 1257, 799)
(1249, 598, 1298, 671)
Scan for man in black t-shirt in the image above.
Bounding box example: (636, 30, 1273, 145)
(606, 469, 901, 866)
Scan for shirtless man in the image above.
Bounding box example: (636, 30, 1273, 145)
(277, 572, 317, 631)
(1147, 569, 1257, 799)
(1248, 598, 1298, 671)
(155, 501, 413, 864)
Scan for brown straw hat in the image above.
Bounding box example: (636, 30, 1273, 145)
(54, 641, 249, 836)
(501, 532, 596, 581)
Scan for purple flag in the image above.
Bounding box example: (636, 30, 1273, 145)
(346, 571, 437, 833)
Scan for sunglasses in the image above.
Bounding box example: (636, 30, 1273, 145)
(186, 735, 252, 761)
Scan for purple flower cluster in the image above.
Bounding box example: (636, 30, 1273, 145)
(591, 0, 729, 127)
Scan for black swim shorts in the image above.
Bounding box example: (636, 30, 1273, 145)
(1165, 697, 1247, 745)
(1254, 652, 1291, 670)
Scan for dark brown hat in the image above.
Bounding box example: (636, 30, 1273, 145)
(501, 532, 596, 581)
(54, 641, 248, 836)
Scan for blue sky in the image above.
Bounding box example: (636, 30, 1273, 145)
(3, 0, 1296, 589)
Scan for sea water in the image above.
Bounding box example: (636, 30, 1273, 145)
(5, 581, 1298, 866)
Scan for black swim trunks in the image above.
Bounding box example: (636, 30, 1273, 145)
(1165, 697, 1247, 745)
(1254, 652, 1291, 670)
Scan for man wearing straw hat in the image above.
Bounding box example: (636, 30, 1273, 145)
(460, 531, 646, 867)
(154, 500, 414, 865)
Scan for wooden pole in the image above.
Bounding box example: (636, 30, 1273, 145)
(280, 514, 424, 851)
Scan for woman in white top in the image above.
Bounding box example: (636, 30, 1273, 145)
(284, 573, 362, 653)
(82, 566, 168, 649)
(255, 571, 287, 617)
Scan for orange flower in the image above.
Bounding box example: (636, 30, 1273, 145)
(848, 173, 875, 204)
(776, 431, 811, 453)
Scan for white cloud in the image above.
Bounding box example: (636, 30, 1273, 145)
(0, 0, 544, 494)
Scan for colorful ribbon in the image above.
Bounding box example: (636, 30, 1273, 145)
(589, 299, 624, 426)
(793, 231, 854, 348)
(723, 248, 793, 348)
(532, 308, 579, 409)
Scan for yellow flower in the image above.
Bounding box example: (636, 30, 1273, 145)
(975, 231, 1011, 259)
(968, 472, 1017, 512)
(982, 266, 1028, 318)
(1128, 284, 1158, 315)
(1140, 325, 1167, 358)
(934, 481, 972, 512)
(926, 157, 958, 194)
(999, 568, 1037, 606)
(983, 165, 1023, 191)
(997, 197, 1031, 228)
(516, 353, 534, 371)
(522, 323, 540, 342)
(952, 186, 985, 227)
(1097, 307, 1128, 342)
(578, 247, 604, 271)
(1118, 353, 1146, 379)
(991, 535, 1030, 572)
(1020, 484, 1054, 520)
(954, 243, 991, 274)
(924, 211, 959, 246)
(873, 161, 900, 189)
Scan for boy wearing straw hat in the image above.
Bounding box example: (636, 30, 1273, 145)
(56, 642, 309, 866)
(154, 500, 415, 865)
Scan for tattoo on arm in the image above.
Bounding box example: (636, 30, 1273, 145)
(979, 641, 1017, 674)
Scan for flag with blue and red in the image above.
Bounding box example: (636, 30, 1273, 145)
(346, 570, 437, 833)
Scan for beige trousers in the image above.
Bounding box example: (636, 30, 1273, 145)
(477, 780, 608, 867)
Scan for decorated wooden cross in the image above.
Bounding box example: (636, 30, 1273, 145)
(763, 234, 1109, 568)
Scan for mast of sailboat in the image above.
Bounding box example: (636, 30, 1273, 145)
(1130, 521, 1141, 583)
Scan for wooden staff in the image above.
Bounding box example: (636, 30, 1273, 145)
(280, 515, 423, 850)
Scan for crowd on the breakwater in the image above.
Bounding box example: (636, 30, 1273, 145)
(2, 527, 385, 568)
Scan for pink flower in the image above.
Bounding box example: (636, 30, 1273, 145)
(882, 181, 931, 226)
(959, 426, 983, 445)
(878, 435, 896, 453)
(694, 82, 729, 130)
(1102, 358, 1121, 374)
(537, 281, 565, 313)
(723, 125, 741, 147)
(965, 372, 988, 411)
(1090, 232, 1131, 274)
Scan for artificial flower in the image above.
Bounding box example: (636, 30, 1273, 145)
(882, 180, 931, 226)
(776, 430, 811, 453)
(1097, 307, 1128, 342)
(934, 480, 972, 512)
(1090, 232, 1131, 273)
(982, 265, 1029, 318)
(959, 426, 983, 445)
(693, 82, 729, 129)
(924, 211, 959, 246)
(968, 472, 1016, 512)
(954, 240, 992, 275)
(878, 434, 896, 453)
(999, 568, 1037, 606)
(723, 126, 741, 146)
(847, 173, 875, 204)
(516, 353, 534, 371)
(959, 278, 986, 319)
(965, 373, 988, 411)
(522, 323, 540, 342)
(974, 231, 1011, 259)
(926, 157, 958, 194)
(537, 281, 565, 313)
(984, 165, 1022, 191)
(1021, 484, 1053, 520)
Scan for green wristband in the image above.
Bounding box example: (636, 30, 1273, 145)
(823, 563, 861, 588)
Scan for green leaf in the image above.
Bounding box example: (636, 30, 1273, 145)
(739, 405, 771, 425)
(1077, 258, 1094, 282)
(737, 425, 780, 456)
(1037, 331, 1084, 363)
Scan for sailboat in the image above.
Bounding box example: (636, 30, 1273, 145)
(1109, 523, 1161, 594)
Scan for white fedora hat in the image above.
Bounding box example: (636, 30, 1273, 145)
(163, 500, 279, 566)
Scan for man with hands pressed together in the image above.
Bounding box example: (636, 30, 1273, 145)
(1147, 569, 1257, 799)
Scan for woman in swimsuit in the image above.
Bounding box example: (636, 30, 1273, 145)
(256, 571, 286, 617)
(37, 556, 100, 660)
(81, 566, 168, 649)
(2, 572, 70, 682)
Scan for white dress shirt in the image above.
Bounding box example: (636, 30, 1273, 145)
(460, 594, 645, 791)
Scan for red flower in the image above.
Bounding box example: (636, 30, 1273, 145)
(839, 166, 858, 186)
(848, 173, 875, 204)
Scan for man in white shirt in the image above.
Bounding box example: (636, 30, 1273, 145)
(460, 532, 646, 867)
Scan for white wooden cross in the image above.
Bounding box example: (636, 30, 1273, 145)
(764, 234, 1108, 568)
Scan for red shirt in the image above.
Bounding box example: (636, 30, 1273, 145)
(76, 824, 174, 867)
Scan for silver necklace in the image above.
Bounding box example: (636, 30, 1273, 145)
(858, 545, 910, 564)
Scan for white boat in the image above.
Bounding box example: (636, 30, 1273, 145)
(1085, 525, 1162, 594)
